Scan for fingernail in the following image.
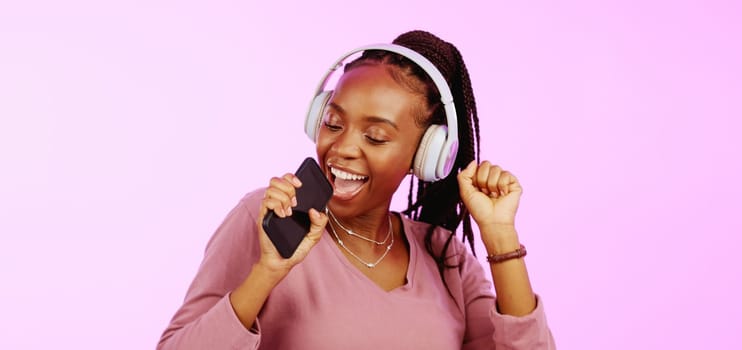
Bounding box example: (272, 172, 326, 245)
(291, 196, 297, 207)
(311, 209, 320, 219)
(286, 207, 292, 216)
(292, 176, 302, 187)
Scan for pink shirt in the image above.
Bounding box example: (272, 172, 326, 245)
(158, 189, 555, 349)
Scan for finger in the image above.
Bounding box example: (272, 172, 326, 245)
(481, 165, 501, 197)
(457, 160, 479, 199)
(496, 171, 513, 196)
(267, 174, 299, 214)
(264, 187, 292, 203)
(283, 173, 302, 188)
(263, 198, 288, 217)
(269, 175, 298, 199)
(290, 208, 328, 260)
(264, 188, 293, 217)
(479, 162, 503, 197)
(306, 208, 328, 239)
(458, 160, 477, 182)
(281, 173, 302, 209)
(474, 161, 490, 193)
(504, 171, 523, 195)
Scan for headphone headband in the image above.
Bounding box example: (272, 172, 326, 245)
(306, 43, 460, 181)
(312, 44, 459, 156)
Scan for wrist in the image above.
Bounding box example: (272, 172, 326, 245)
(486, 244, 527, 264)
(252, 261, 289, 287)
(480, 224, 520, 254)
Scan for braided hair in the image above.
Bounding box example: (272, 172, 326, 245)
(344, 30, 481, 279)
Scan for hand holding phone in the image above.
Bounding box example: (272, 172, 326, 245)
(262, 157, 333, 258)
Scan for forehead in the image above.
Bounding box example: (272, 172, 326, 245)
(329, 65, 425, 126)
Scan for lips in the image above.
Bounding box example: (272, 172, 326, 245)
(328, 165, 368, 200)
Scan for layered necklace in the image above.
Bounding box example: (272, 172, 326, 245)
(326, 209, 394, 268)
(327, 209, 392, 245)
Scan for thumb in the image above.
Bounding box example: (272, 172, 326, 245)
(306, 208, 328, 240)
(291, 208, 327, 260)
(457, 160, 477, 187)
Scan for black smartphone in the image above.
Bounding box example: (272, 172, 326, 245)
(262, 157, 334, 258)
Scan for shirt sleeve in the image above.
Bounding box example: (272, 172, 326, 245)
(489, 295, 556, 349)
(157, 189, 266, 350)
(450, 237, 556, 350)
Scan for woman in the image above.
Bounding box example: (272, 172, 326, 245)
(158, 30, 555, 349)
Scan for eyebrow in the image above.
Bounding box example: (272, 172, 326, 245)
(364, 116, 399, 130)
(327, 102, 399, 130)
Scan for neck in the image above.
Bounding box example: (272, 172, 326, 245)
(326, 207, 392, 243)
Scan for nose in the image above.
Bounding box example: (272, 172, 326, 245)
(330, 130, 362, 159)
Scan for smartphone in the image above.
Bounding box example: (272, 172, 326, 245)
(262, 157, 334, 258)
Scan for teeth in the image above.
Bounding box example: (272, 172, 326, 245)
(330, 167, 368, 181)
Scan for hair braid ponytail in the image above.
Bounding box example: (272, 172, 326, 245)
(393, 31, 481, 277)
(343, 30, 482, 290)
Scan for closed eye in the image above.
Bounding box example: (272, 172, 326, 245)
(323, 122, 342, 131)
(365, 135, 388, 145)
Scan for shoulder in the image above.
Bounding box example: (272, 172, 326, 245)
(222, 187, 267, 222)
(201, 187, 267, 251)
(237, 187, 267, 209)
(400, 215, 446, 241)
(399, 215, 468, 258)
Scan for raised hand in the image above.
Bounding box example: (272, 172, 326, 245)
(457, 161, 522, 241)
(257, 173, 328, 276)
(458, 161, 538, 317)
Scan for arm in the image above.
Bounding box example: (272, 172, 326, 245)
(457, 160, 556, 349)
(481, 225, 534, 316)
(158, 173, 328, 349)
(458, 160, 535, 314)
(228, 207, 327, 329)
(456, 241, 555, 350)
(156, 191, 264, 350)
(227, 173, 328, 329)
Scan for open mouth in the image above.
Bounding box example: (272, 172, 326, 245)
(328, 165, 369, 199)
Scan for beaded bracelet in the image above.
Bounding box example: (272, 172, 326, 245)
(486, 244, 527, 264)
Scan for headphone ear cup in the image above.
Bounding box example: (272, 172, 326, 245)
(437, 138, 458, 180)
(413, 125, 448, 182)
(305, 90, 333, 142)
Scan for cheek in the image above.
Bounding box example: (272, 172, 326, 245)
(394, 135, 424, 167)
(315, 130, 332, 153)
(314, 142, 329, 171)
(370, 144, 417, 176)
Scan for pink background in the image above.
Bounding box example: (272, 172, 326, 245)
(1, 0, 740, 348)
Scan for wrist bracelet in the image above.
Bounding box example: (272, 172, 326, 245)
(486, 244, 527, 264)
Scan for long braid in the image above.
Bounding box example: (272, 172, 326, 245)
(392, 32, 481, 289)
(345, 30, 481, 286)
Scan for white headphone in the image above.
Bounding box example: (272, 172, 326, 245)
(304, 44, 459, 182)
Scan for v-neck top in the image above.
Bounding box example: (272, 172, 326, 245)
(158, 188, 555, 350)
